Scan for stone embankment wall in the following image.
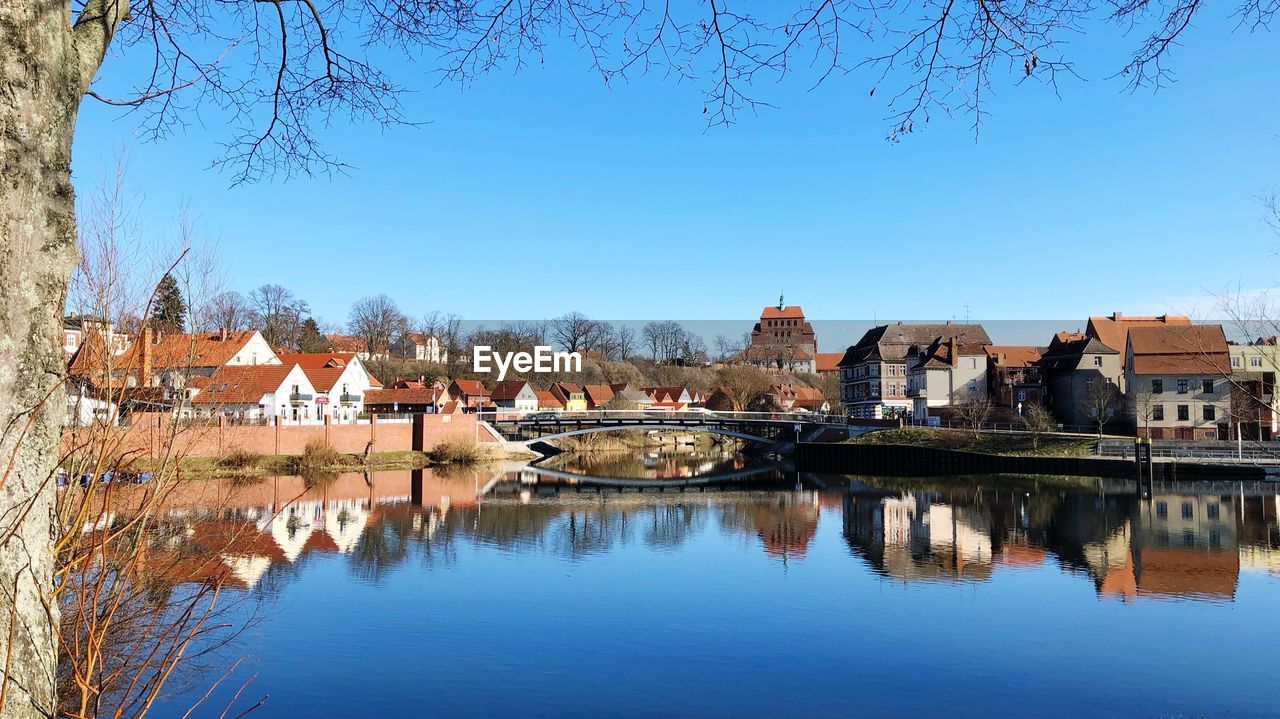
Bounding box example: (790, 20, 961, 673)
(63, 414, 496, 459)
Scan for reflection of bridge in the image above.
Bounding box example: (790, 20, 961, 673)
(490, 410, 880, 448)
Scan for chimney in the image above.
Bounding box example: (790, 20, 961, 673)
(1113, 312, 1123, 321)
(219, 327, 228, 342)
(140, 326, 154, 387)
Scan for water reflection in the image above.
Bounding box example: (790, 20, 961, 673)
(841, 480, 1280, 601)
(99, 462, 1280, 607)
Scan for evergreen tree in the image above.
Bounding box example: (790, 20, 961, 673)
(297, 317, 328, 353)
(151, 273, 187, 332)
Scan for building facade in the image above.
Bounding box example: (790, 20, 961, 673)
(838, 322, 991, 419)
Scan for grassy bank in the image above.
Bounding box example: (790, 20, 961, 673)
(125, 443, 512, 479)
(850, 428, 1097, 458)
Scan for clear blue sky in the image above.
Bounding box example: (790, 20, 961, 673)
(71, 9, 1280, 330)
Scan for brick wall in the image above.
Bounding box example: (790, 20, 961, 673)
(62, 414, 493, 459)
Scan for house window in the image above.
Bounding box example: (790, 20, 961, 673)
(1202, 379, 1214, 394)
(1017, 391, 1026, 402)
(1177, 404, 1189, 421)
(1152, 404, 1164, 421)
(1092, 356, 1102, 367)
(1181, 502, 1194, 520)
(1252, 356, 1263, 368)
(1232, 356, 1242, 367)
(889, 365, 896, 377)
(1152, 379, 1163, 394)
(1206, 503, 1220, 520)
(1156, 501, 1168, 519)
(1177, 379, 1188, 394)
(1203, 405, 1215, 421)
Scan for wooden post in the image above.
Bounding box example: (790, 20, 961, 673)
(274, 415, 280, 455)
(370, 414, 378, 453)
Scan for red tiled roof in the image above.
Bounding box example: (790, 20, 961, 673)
(450, 379, 489, 397)
(120, 330, 261, 371)
(582, 384, 616, 407)
(277, 352, 354, 369)
(365, 387, 443, 406)
(815, 352, 843, 372)
(191, 365, 297, 405)
(1087, 313, 1191, 353)
(490, 380, 531, 401)
(535, 390, 563, 409)
(1128, 325, 1230, 375)
(761, 306, 806, 319)
(984, 346, 1043, 368)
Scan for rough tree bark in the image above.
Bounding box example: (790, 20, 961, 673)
(0, 0, 124, 715)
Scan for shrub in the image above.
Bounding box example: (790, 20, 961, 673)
(295, 439, 348, 473)
(425, 439, 486, 465)
(218, 447, 263, 469)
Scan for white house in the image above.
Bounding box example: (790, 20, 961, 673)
(190, 363, 318, 422)
(278, 352, 382, 423)
(905, 337, 989, 419)
(491, 380, 539, 413)
(393, 332, 447, 364)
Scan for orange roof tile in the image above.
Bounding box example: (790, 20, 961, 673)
(191, 365, 297, 405)
(1087, 313, 1191, 353)
(761, 306, 806, 319)
(814, 352, 843, 372)
(1128, 325, 1230, 375)
(120, 330, 262, 371)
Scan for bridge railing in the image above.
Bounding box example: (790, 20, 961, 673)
(497, 409, 854, 425)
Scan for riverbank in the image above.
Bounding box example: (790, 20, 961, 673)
(849, 428, 1097, 457)
(125, 444, 525, 480)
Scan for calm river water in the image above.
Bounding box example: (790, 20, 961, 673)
(148, 451, 1280, 718)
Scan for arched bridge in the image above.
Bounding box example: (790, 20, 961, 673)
(489, 410, 881, 448)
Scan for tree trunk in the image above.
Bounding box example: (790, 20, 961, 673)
(0, 1, 86, 715)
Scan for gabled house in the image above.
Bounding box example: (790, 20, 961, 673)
(838, 322, 991, 419)
(190, 364, 317, 422)
(582, 384, 616, 410)
(763, 383, 828, 413)
(643, 386, 693, 405)
(491, 380, 539, 413)
(904, 337, 990, 419)
(984, 346, 1045, 409)
(448, 379, 492, 410)
(63, 313, 130, 359)
(1086, 312, 1191, 391)
(1038, 331, 1122, 427)
(323, 334, 391, 362)
(534, 390, 564, 412)
(117, 328, 280, 389)
(815, 353, 843, 376)
(550, 382, 586, 412)
(392, 332, 447, 364)
(278, 352, 382, 423)
(364, 381, 447, 414)
(1124, 325, 1231, 440)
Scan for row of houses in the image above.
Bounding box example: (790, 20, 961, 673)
(362, 379, 711, 415)
(835, 313, 1277, 440)
(65, 323, 386, 425)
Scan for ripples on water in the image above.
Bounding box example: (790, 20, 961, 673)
(119, 455, 1280, 718)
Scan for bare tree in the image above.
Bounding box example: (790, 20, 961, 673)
(204, 291, 253, 334)
(614, 324, 637, 361)
(1021, 402, 1057, 450)
(348, 294, 408, 359)
(1082, 380, 1122, 438)
(248, 284, 310, 350)
(551, 312, 594, 354)
(956, 397, 993, 438)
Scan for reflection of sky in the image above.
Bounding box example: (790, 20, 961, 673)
(157, 478, 1280, 719)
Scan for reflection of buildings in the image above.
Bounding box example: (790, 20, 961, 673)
(104, 469, 482, 590)
(843, 492, 994, 583)
(1068, 492, 1257, 602)
(841, 484, 1280, 601)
